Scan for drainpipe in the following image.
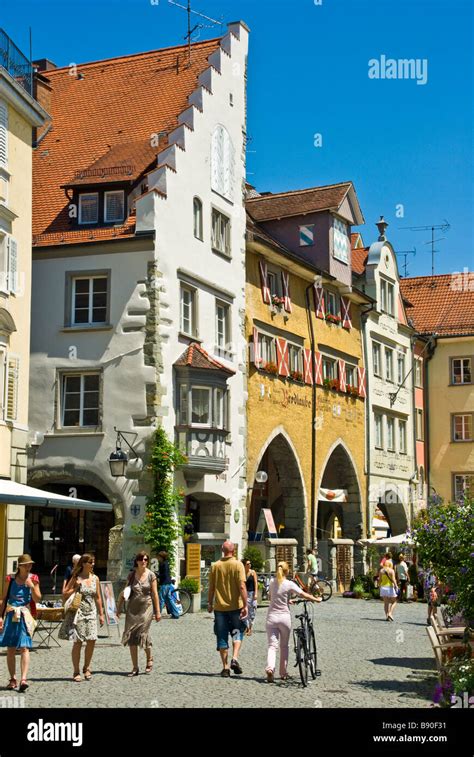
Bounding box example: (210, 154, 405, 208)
(410, 335, 419, 527)
(305, 282, 317, 549)
(360, 303, 376, 539)
(424, 335, 436, 501)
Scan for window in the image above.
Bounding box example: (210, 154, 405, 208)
(373, 342, 381, 376)
(333, 218, 349, 263)
(215, 388, 225, 429)
(258, 334, 276, 365)
(415, 359, 423, 388)
(180, 286, 196, 336)
(289, 344, 302, 373)
(267, 271, 279, 298)
(193, 197, 203, 240)
(387, 417, 395, 451)
(387, 283, 394, 316)
(323, 358, 336, 380)
(215, 301, 230, 354)
(191, 387, 211, 426)
(61, 373, 100, 427)
(79, 193, 99, 225)
(179, 384, 188, 425)
(104, 191, 125, 223)
(380, 280, 386, 312)
(326, 291, 338, 316)
(399, 420, 407, 453)
(453, 414, 473, 442)
(0, 236, 18, 294)
(4, 354, 19, 422)
(72, 276, 108, 325)
(375, 413, 383, 448)
(385, 348, 393, 382)
(211, 208, 231, 256)
(416, 408, 424, 441)
(0, 100, 8, 168)
(346, 364, 357, 389)
(452, 358, 472, 385)
(453, 474, 474, 501)
(397, 353, 405, 385)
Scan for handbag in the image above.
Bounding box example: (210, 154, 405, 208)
(1, 575, 14, 618)
(65, 589, 82, 613)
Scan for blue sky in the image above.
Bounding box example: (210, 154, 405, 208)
(3, 0, 473, 277)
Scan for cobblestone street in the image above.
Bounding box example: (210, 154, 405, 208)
(1, 597, 437, 709)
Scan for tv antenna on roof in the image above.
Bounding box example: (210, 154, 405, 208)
(395, 248, 416, 278)
(399, 221, 450, 276)
(168, 1, 224, 63)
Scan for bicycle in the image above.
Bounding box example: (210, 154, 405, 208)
(293, 600, 320, 687)
(166, 582, 192, 616)
(293, 572, 332, 602)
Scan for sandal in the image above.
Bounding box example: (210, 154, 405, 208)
(6, 677, 17, 690)
(82, 667, 92, 680)
(72, 673, 81, 682)
(19, 679, 29, 693)
(145, 659, 153, 674)
(127, 668, 139, 677)
(266, 669, 274, 683)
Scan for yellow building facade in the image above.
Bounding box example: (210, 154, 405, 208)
(0, 34, 48, 584)
(246, 189, 371, 581)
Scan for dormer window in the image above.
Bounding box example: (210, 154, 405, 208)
(79, 193, 99, 224)
(104, 191, 125, 223)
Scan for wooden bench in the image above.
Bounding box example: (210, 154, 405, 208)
(426, 626, 470, 674)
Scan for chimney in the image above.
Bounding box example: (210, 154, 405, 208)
(32, 58, 57, 73)
(32, 71, 53, 144)
(376, 215, 389, 241)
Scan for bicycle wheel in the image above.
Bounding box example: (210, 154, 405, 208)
(176, 588, 192, 615)
(311, 579, 332, 602)
(307, 626, 317, 679)
(295, 633, 308, 687)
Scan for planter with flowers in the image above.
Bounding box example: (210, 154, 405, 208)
(271, 294, 285, 313)
(325, 313, 341, 326)
(290, 370, 304, 383)
(323, 378, 331, 391)
(346, 385, 359, 399)
(262, 361, 278, 376)
(329, 379, 340, 392)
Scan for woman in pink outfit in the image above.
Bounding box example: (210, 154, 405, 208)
(265, 561, 320, 683)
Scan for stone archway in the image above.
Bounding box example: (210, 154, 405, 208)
(378, 487, 409, 537)
(317, 442, 363, 541)
(249, 429, 307, 563)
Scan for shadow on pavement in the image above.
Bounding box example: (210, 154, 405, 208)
(368, 657, 435, 671)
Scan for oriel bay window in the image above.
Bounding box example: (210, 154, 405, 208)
(61, 373, 100, 428)
(178, 384, 227, 430)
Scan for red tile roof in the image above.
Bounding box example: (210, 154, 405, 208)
(351, 246, 369, 275)
(64, 139, 161, 187)
(174, 343, 235, 373)
(33, 38, 220, 247)
(245, 182, 353, 222)
(400, 275, 474, 336)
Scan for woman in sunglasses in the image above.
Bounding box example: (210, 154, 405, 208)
(117, 551, 161, 676)
(59, 553, 104, 682)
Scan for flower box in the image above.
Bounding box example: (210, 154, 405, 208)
(262, 361, 278, 376)
(290, 370, 303, 383)
(325, 314, 341, 325)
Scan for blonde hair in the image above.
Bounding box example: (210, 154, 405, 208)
(384, 559, 393, 570)
(276, 561, 289, 585)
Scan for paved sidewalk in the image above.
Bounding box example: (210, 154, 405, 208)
(0, 597, 437, 708)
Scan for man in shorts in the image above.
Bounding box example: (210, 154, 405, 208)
(208, 540, 248, 677)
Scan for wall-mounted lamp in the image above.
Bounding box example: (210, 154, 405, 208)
(108, 427, 140, 478)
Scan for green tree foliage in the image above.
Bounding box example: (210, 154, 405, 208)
(133, 427, 189, 571)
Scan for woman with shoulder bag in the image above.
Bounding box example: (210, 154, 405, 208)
(117, 551, 161, 676)
(0, 554, 41, 692)
(379, 559, 399, 621)
(59, 553, 104, 682)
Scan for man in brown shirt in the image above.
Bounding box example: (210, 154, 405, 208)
(208, 540, 248, 677)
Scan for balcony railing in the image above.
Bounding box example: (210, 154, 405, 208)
(0, 29, 33, 97)
(176, 427, 229, 481)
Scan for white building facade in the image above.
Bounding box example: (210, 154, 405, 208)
(28, 23, 249, 584)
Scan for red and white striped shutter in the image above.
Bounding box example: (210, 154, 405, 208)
(338, 359, 346, 391)
(313, 284, 325, 319)
(303, 348, 313, 385)
(258, 260, 271, 304)
(252, 326, 261, 366)
(276, 338, 289, 377)
(281, 271, 292, 313)
(357, 366, 366, 398)
(341, 297, 352, 329)
(314, 351, 323, 385)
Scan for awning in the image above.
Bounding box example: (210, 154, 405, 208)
(319, 488, 348, 503)
(357, 533, 415, 547)
(0, 479, 113, 512)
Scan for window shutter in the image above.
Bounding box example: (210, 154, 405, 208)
(314, 351, 323, 385)
(338, 359, 346, 391)
(7, 237, 18, 293)
(281, 271, 292, 313)
(313, 284, 325, 319)
(341, 297, 352, 329)
(357, 366, 366, 398)
(258, 260, 271, 304)
(276, 338, 289, 377)
(5, 355, 19, 421)
(0, 101, 8, 167)
(303, 348, 313, 385)
(252, 325, 261, 367)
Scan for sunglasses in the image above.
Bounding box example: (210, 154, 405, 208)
(137, 557, 149, 562)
